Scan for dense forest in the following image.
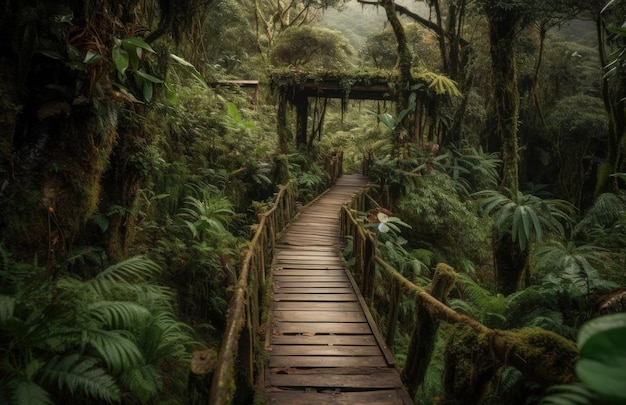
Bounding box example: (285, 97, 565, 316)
(1, 0, 626, 404)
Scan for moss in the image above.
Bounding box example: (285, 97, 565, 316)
(498, 327, 578, 384)
(442, 325, 497, 405)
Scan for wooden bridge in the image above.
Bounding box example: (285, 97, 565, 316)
(264, 175, 413, 404)
(206, 171, 579, 404)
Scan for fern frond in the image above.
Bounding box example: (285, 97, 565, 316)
(87, 256, 161, 296)
(82, 329, 143, 373)
(10, 379, 53, 405)
(120, 364, 161, 401)
(89, 301, 151, 329)
(40, 354, 121, 402)
(541, 382, 597, 404)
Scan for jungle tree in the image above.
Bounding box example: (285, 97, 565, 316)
(247, 0, 347, 58)
(592, 0, 626, 198)
(0, 0, 214, 264)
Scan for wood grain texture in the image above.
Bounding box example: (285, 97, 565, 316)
(263, 175, 413, 404)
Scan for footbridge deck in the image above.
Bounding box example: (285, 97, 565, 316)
(264, 175, 413, 404)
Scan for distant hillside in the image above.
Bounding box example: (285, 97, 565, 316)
(320, 1, 429, 51)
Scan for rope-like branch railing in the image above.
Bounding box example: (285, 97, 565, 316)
(209, 181, 297, 404)
(340, 189, 579, 399)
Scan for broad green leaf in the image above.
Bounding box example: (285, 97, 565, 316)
(112, 47, 128, 74)
(122, 37, 156, 54)
(575, 313, 626, 401)
(576, 359, 626, 402)
(378, 113, 395, 130)
(136, 70, 163, 84)
(169, 54, 209, 89)
(143, 80, 153, 102)
(578, 313, 626, 348)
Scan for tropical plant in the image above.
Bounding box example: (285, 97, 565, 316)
(439, 144, 501, 195)
(477, 190, 574, 251)
(542, 313, 626, 405)
(0, 247, 198, 404)
(534, 240, 617, 309)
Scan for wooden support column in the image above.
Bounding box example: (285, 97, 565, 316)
(402, 263, 456, 398)
(295, 93, 308, 148)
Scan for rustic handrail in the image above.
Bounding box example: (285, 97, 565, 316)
(209, 181, 297, 404)
(339, 191, 579, 399)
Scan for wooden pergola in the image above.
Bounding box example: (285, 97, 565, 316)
(271, 72, 400, 148)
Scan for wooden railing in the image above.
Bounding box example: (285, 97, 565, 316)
(207, 151, 345, 404)
(208, 181, 297, 404)
(340, 189, 579, 400)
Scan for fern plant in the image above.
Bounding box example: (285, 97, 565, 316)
(0, 247, 197, 404)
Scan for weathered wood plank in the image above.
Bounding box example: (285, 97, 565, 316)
(269, 355, 387, 368)
(273, 293, 357, 302)
(275, 322, 371, 334)
(268, 368, 401, 388)
(273, 276, 348, 282)
(273, 311, 365, 323)
(266, 390, 408, 405)
(270, 335, 377, 346)
(273, 301, 362, 312)
(270, 345, 381, 357)
(274, 270, 346, 276)
(273, 287, 354, 294)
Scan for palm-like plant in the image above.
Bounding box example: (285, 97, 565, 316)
(475, 189, 574, 294)
(0, 248, 197, 404)
(477, 189, 574, 251)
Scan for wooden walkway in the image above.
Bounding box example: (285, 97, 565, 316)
(265, 175, 413, 405)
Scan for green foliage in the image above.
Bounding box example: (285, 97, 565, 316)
(439, 144, 501, 195)
(0, 246, 197, 404)
(534, 240, 617, 302)
(149, 182, 241, 324)
(396, 170, 492, 274)
(542, 313, 626, 404)
(476, 189, 574, 251)
(270, 26, 355, 69)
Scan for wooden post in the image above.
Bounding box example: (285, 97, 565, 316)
(385, 279, 400, 347)
(295, 93, 308, 148)
(364, 234, 376, 303)
(402, 263, 457, 398)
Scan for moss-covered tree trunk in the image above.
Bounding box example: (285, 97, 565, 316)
(594, 15, 626, 198)
(488, 13, 521, 197)
(380, 0, 412, 156)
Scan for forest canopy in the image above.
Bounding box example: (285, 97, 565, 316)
(1, 0, 626, 404)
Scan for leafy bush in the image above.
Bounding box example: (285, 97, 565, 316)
(0, 247, 198, 405)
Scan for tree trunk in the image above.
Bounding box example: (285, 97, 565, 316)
(594, 15, 626, 198)
(380, 0, 413, 155)
(488, 14, 521, 197)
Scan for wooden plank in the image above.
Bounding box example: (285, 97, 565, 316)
(275, 264, 345, 270)
(275, 322, 371, 334)
(273, 287, 354, 294)
(273, 301, 362, 312)
(274, 269, 345, 276)
(273, 311, 366, 323)
(273, 293, 356, 302)
(274, 281, 349, 288)
(270, 335, 377, 346)
(270, 345, 381, 357)
(268, 369, 401, 388)
(269, 355, 387, 368)
(266, 390, 407, 405)
(273, 276, 347, 282)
